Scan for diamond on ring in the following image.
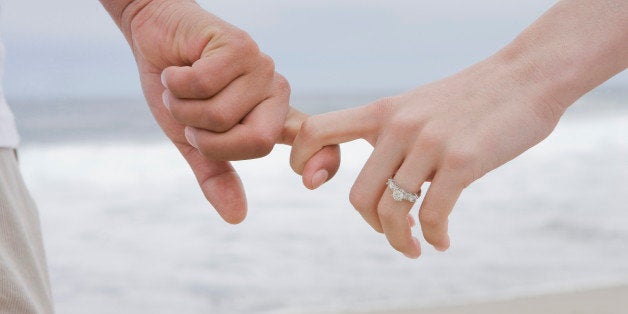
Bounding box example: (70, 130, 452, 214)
(387, 179, 421, 203)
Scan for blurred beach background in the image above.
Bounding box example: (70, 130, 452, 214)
(1, 0, 627, 313)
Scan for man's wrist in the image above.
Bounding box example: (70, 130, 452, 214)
(100, 0, 149, 32)
(100, 0, 190, 41)
(118, 0, 154, 36)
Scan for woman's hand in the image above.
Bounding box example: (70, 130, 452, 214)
(290, 0, 627, 258)
(290, 57, 564, 258)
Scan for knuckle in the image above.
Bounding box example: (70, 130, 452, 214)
(274, 73, 291, 95)
(299, 117, 324, 144)
(388, 114, 421, 138)
(398, 116, 421, 132)
(368, 97, 396, 120)
(349, 187, 369, 212)
(249, 131, 276, 157)
(443, 148, 478, 171)
(419, 209, 442, 228)
(194, 70, 219, 95)
(371, 96, 395, 110)
(415, 128, 443, 151)
(377, 206, 396, 223)
(167, 100, 184, 119)
(231, 30, 259, 57)
(203, 107, 235, 133)
(261, 54, 276, 74)
(195, 140, 213, 158)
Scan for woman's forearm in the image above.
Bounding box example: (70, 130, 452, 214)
(492, 0, 627, 114)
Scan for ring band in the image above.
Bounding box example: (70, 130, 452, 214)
(387, 178, 421, 203)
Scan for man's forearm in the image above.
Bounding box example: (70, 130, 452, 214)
(493, 0, 627, 112)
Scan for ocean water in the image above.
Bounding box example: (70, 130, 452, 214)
(11, 90, 628, 313)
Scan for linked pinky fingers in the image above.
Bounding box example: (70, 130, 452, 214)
(289, 106, 378, 174)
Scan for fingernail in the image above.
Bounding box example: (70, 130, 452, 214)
(311, 169, 329, 189)
(161, 71, 168, 88)
(162, 92, 170, 110)
(184, 127, 199, 149)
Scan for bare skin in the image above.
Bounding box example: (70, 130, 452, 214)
(100, 0, 340, 223)
(290, 0, 627, 258)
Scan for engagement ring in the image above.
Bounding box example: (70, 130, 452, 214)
(387, 178, 421, 203)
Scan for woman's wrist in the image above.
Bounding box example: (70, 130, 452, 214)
(488, 0, 627, 117)
(483, 46, 570, 125)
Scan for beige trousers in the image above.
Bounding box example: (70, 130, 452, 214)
(0, 148, 53, 313)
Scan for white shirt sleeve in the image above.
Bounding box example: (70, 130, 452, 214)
(0, 39, 20, 148)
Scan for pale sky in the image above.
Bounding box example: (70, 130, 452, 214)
(0, 0, 625, 99)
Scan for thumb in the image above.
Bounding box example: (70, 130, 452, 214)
(280, 107, 341, 190)
(175, 142, 247, 224)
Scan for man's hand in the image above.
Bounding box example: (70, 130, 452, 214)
(100, 0, 339, 223)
